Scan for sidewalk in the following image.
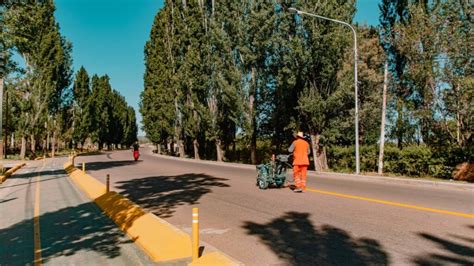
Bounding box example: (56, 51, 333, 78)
(0, 159, 26, 168)
(0, 158, 154, 265)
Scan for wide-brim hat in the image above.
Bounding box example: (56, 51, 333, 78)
(297, 131, 304, 138)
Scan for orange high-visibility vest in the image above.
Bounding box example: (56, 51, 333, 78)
(292, 138, 310, 166)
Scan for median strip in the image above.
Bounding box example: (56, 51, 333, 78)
(0, 162, 27, 184)
(63, 160, 240, 265)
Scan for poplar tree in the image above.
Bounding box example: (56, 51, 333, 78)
(294, 0, 356, 170)
(207, 0, 243, 161)
(141, 5, 175, 153)
(439, 1, 473, 148)
(379, 0, 412, 148)
(72, 66, 91, 148)
(394, 1, 443, 145)
(335, 26, 386, 145)
(179, 0, 209, 160)
(4, 0, 72, 157)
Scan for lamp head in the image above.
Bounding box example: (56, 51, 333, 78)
(288, 7, 299, 14)
(280, 3, 298, 14)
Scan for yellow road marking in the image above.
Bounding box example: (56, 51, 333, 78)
(34, 161, 46, 266)
(306, 188, 474, 219)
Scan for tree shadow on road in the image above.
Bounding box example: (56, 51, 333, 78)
(77, 160, 140, 172)
(0, 202, 134, 264)
(116, 173, 230, 218)
(9, 170, 66, 179)
(411, 226, 474, 265)
(243, 212, 390, 265)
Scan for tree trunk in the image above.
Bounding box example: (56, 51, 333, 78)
(30, 134, 36, 156)
(378, 62, 388, 175)
(20, 136, 26, 160)
(10, 133, 14, 150)
(52, 130, 56, 158)
(0, 77, 3, 162)
(320, 147, 328, 170)
(310, 134, 328, 172)
(157, 143, 161, 154)
(250, 130, 257, 164)
(232, 141, 236, 162)
(310, 134, 321, 171)
(178, 139, 185, 158)
(216, 138, 225, 162)
(4, 88, 8, 159)
(46, 131, 50, 152)
(250, 67, 257, 165)
(456, 111, 461, 146)
(193, 138, 200, 160)
(396, 99, 403, 149)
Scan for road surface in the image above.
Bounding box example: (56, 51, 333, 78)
(74, 147, 474, 265)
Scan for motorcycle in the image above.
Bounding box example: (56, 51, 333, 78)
(133, 150, 140, 161)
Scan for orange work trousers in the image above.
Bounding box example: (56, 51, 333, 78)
(293, 165, 308, 190)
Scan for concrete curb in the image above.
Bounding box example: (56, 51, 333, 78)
(63, 161, 240, 265)
(0, 163, 27, 184)
(150, 152, 474, 189)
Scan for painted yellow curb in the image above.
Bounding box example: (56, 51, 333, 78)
(188, 252, 243, 266)
(64, 162, 192, 263)
(0, 163, 26, 184)
(64, 161, 240, 265)
(95, 192, 192, 262)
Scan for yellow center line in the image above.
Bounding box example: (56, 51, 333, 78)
(34, 160, 46, 266)
(306, 188, 474, 219)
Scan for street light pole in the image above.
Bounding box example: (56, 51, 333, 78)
(286, 7, 360, 174)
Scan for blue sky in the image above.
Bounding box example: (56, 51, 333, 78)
(52, 0, 381, 136)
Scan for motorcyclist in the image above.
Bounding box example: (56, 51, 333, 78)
(132, 142, 139, 151)
(132, 141, 140, 161)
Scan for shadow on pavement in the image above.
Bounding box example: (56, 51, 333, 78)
(0, 197, 17, 204)
(9, 170, 66, 180)
(0, 176, 65, 190)
(78, 160, 139, 172)
(411, 229, 474, 265)
(116, 173, 230, 218)
(243, 212, 390, 265)
(0, 202, 132, 264)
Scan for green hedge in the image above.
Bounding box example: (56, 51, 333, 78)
(328, 144, 470, 179)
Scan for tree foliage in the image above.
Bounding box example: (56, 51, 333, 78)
(136, 0, 471, 177)
(3, 0, 137, 158)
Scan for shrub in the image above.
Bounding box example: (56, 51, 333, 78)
(328, 146, 354, 173)
(383, 145, 401, 173)
(398, 144, 432, 176)
(360, 145, 378, 172)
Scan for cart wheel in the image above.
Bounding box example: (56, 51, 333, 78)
(257, 178, 268, 190)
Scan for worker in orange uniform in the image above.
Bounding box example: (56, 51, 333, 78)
(288, 132, 310, 193)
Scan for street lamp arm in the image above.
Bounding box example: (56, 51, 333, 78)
(288, 8, 356, 35)
(286, 6, 361, 174)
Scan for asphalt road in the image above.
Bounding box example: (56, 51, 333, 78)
(0, 158, 153, 265)
(73, 147, 474, 266)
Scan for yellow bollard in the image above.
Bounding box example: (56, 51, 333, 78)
(192, 208, 199, 261)
(82, 162, 85, 172)
(106, 174, 110, 193)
